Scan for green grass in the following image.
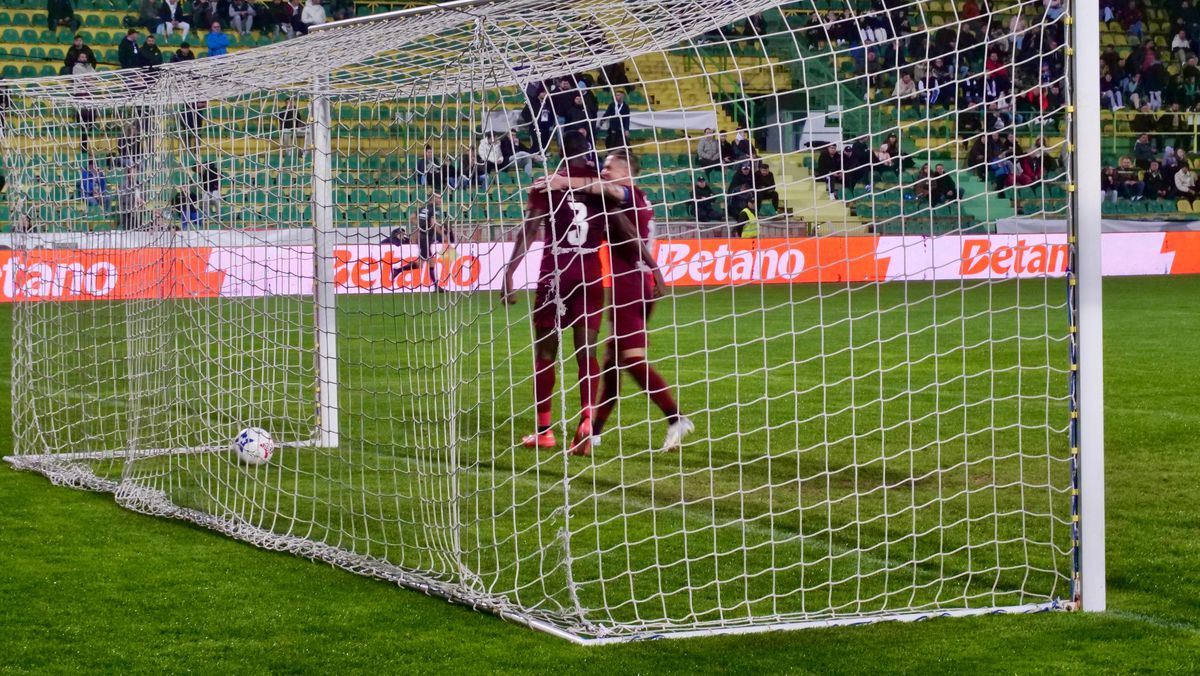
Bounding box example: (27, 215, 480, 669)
(1, 276, 1199, 672)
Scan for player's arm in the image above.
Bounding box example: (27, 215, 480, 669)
(535, 174, 628, 204)
(606, 209, 666, 297)
(501, 207, 546, 304)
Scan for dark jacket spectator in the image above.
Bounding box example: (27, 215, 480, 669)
(64, 36, 97, 71)
(753, 163, 780, 210)
(118, 30, 144, 69)
(727, 162, 755, 213)
(47, 0, 81, 32)
(1115, 157, 1144, 199)
(1132, 134, 1156, 169)
(142, 36, 163, 66)
(415, 145, 445, 191)
(692, 175, 721, 221)
(171, 43, 196, 63)
(1144, 161, 1172, 199)
(931, 164, 957, 205)
(602, 91, 631, 148)
(814, 144, 843, 193)
(192, 0, 217, 29)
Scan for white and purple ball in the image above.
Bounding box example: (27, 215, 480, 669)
(232, 427, 274, 465)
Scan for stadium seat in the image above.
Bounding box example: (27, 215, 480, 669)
(10, 11, 28, 25)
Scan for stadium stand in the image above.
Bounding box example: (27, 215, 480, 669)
(0, 1, 1189, 232)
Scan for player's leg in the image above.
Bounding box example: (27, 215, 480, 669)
(614, 345, 691, 451)
(522, 326, 559, 449)
(391, 234, 429, 280)
(591, 334, 620, 440)
(567, 321, 600, 456)
(609, 288, 692, 451)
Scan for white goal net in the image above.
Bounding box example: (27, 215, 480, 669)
(2, 0, 1094, 643)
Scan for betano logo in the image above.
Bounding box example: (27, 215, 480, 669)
(959, 239, 1069, 276)
(5, 260, 119, 299)
(657, 242, 807, 284)
(332, 250, 482, 290)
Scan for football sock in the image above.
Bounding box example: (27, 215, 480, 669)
(534, 357, 555, 432)
(593, 351, 620, 435)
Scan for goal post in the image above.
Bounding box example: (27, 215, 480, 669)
(2, 0, 1102, 642)
(1069, 0, 1105, 614)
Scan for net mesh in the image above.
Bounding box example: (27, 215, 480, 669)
(3, 0, 1077, 642)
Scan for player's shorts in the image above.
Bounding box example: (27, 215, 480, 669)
(609, 271, 654, 351)
(532, 274, 604, 333)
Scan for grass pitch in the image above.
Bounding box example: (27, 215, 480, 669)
(1, 276, 1199, 672)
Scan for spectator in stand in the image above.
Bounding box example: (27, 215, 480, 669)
(1016, 150, 1043, 187)
(142, 34, 163, 66)
(1116, 156, 1144, 200)
(277, 95, 303, 148)
(733, 127, 753, 159)
(914, 164, 932, 204)
(753, 162, 780, 211)
(692, 175, 721, 222)
(1176, 162, 1198, 199)
(477, 133, 502, 176)
(1130, 103, 1156, 137)
(920, 70, 942, 106)
(171, 41, 195, 62)
(500, 129, 541, 177)
(960, 0, 980, 21)
(196, 162, 221, 220)
(1158, 103, 1189, 151)
(288, 0, 306, 35)
(696, 128, 722, 179)
(893, 72, 918, 106)
(71, 50, 94, 75)
(158, 0, 190, 44)
(205, 22, 231, 57)
(267, 0, 294, 39)
(1144, 160, 1173, 200)
(172, 189, 202, 228)
(602, 91, 631, 149)
(561, 93, 589, 136)
(416, 144, 443, 190)
(1121, 1, 1145, 41)
(1172, 30, 1192, 65)
(230, 0, 255, 35)
(727, 162, 755, 214)
(455, 142, 487, 190)
(720, 130, 738, 163)
(530, 90, 556, 153)
(815, 144, 843, 195)
(137, 0, 159, 32)
(79, 160, 111, 211)
(118, 30, 145, 68)
(1101, 165, 1119, 203)
(873, 142, 898, 179)
(326, 0, 353, 21)
(64, 35, 97, 73)
(1100, 71, 1123, 111)
(47, 0, 81, 33)
(192, 0, 217, 33)
(1133, 133, 1157, 170)
(733, 196, 758, 238)
(931, 164, 957, 206)
(301, 0, 327, 32)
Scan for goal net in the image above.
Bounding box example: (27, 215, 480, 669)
(2, 0, 1092, 642)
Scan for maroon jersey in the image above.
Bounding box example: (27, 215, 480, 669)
(607, 186, 656, 277)
(526, 168, 606, 286)
(526, 168, 607, 331)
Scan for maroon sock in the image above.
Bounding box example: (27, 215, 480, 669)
(534, 356, 555, 432)
(577, 354, 600, 420)
(592, 351, 620, 435)
(624, 357, 679, 423)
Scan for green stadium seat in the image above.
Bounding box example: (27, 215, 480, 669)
(29, 46, 46, 59)
(11, 11, 29, 25)
(84, 14, 101, 26)
(102, 14, 120, 27)
(2, 28, 18, 42)
(1, 65, 17, 79)
(38, 65, 57, 77)
(19, 66, 37, 78)
(21, 29, 39, 43)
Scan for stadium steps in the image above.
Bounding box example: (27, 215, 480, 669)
(761, 151, 868, 235)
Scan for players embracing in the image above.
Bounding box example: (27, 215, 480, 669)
(502, 137, 692, 456)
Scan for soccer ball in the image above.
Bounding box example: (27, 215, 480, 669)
(232, 427, 274, 465)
